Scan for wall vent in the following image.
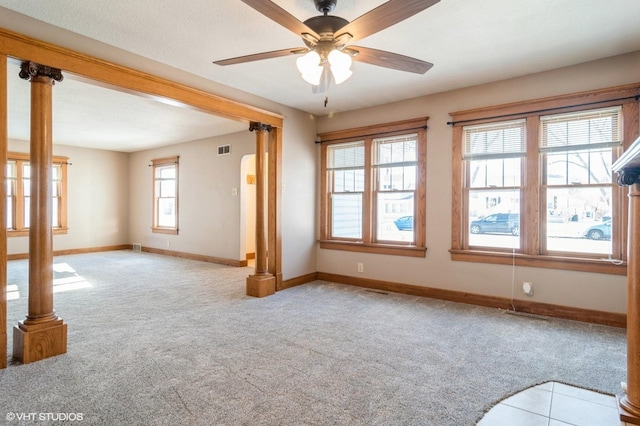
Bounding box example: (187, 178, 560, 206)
(217, 145, 231, 156)
(133, 243, 142, 252)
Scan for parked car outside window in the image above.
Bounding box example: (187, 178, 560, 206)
(581, 220, 611, 240)
(470, 213, 520, 236)
(394, 216, 413, 231)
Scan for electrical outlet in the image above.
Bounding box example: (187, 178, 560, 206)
(523, 282, 533, 296)
(166, 240, 170, 248)
(357, 262, 364, 273)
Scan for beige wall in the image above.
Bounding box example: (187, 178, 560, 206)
(128, 131, 255, 262)
(7, 139, 130, 255)
(316, 51, 640, 314)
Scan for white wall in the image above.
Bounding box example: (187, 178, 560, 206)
(316, 51, 640, 314)
(7, 139, 130, 255)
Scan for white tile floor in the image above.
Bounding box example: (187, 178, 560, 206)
(478, 382, 634, 426)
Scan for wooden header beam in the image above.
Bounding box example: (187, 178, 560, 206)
(0, 27, 283, 128)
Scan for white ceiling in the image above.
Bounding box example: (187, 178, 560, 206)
(1, 0, 639, 152)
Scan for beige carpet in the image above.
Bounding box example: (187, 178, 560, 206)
(1, 251, 627, 425)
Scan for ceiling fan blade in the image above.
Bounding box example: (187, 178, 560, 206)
(336, 0, 440, 43)
(241, 0, 320, 40)
(349, 46, 433, 74)
(214, 48, 306, 66)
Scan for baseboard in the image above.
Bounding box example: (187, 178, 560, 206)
(280, 272, 318, 290)
(316, 272, 626, 328)
(141, 246, 247, 267)
(8, 244, 130, 261)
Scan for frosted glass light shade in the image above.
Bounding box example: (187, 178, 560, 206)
(328, 49, 353, 84)
(296, 51, 323, 85)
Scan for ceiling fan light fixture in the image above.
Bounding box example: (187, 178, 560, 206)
(296, 50, 323, 85)
(328, 49, 352, 84)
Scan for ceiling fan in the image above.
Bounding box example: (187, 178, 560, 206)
(214, 0, 439, 102)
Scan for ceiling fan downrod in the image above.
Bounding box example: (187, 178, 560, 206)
(314, 0, 337, 15)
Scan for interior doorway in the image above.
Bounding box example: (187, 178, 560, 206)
(241, 154, 256, 266)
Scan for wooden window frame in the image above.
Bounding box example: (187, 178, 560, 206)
(319, 118, 428, 257)
(449, 84, 640, 274)
(151, 156, 179, 235)
(7, 151, 69, 237)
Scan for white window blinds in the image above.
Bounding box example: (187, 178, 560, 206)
(463, 120, 526, 160)
(540, 106, 621, 153)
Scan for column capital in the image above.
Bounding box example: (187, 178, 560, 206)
(249, 122, 273, 133)
(617, 169, 640, 187)
(19, 61, 64, 84)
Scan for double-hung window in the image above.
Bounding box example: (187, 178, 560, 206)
(319, 118, 427, 257)
(152, 156, 179, 234)
(6, 152, 68, 236)
(450, 84, 639, 274)
(541, 107, 620, 255)
(465, 120, 525, 250)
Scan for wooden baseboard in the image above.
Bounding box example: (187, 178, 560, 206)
(8, 244, 130, 261)
(280, 272, 318, 290)
(141, 246, 247, 267)
(316, 272, 626, 328)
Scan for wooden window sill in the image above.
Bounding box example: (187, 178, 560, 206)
(320, 240, 426, 257)
(450, 249, 626, 275)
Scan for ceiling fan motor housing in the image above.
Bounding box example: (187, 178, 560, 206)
(314, 0, 337, 14)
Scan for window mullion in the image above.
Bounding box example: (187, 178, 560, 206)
(363, 138, 373, 244)
(15, 160, 25, 231)
(524, 116, 540, 255)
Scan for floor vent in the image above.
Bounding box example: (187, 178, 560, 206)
(133, 243, 142, 252)
(217, 144, 231, 156)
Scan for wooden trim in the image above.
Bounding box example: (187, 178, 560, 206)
(450, 83, 640, 272)
(1, 53, 7, 369)
(449, 83, 640, 124)
(316, 272, 626, 328)
(7, 244, 130, 260)
(151, 155, 179, 234)
(450, 125, 464, 250)
(6, 152, 69, 233)
(268, 128, 283, 290)
(280, 272, 318, 290)
(524, 116, 540, 254)
(0, 28, 283, 128)
(319, 117, 428, 253)
(319, 240, 427, 257)
(141, 246, 247, 267)
(317, 117, 429, 143)
(450, 249, 627, 275)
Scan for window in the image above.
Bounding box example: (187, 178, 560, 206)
(152, 156, 179, 234)
(541, 107, 619, 254)
(6, 152, 69, 236)
(450, 84, 640, 274)
(465, 120, 525, 250)
(319, 118, 427, 257)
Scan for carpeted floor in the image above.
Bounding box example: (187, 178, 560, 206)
(1, 250, 627, 425)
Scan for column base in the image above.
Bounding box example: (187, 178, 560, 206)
(13, 319, 67, 364)
(246, 274, 276, 298)
(618, 395, 640, 425)
(0, 332, 6, 369)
